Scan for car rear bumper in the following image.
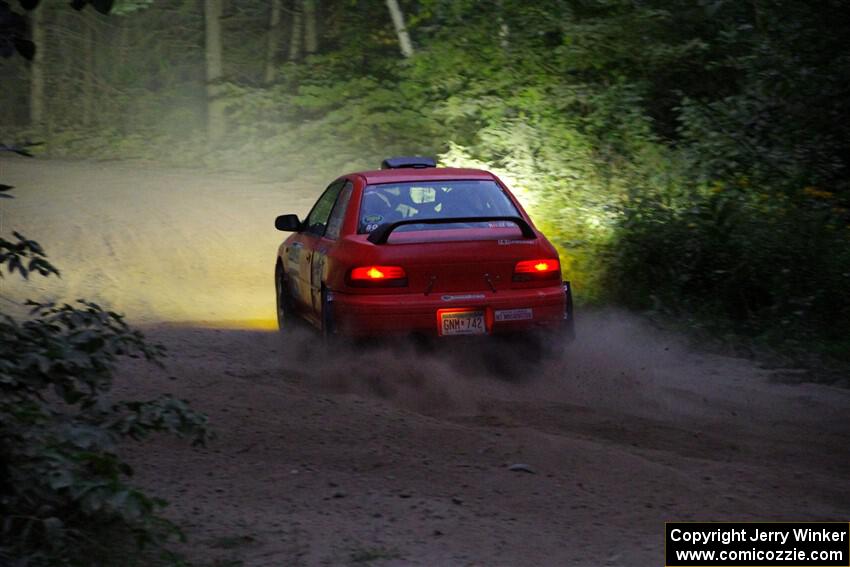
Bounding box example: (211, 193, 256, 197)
(328, 283, 569, 338)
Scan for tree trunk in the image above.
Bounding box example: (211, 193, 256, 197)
(0, 65, 11, 126)
(83, 12, 95, 127)
(385, 0, 413, 58)
(118, 16, 129, 135)
(304, 0, 317, 55)
(264, 0, 282, 83)
(497, 0, 509, 49)
(29, 5, 45, 129)
(205, 0, 225, 144)
(288, 0, 303, 62)
(53, 12, 73, 130)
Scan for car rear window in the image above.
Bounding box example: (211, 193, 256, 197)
(358, 180, 520, 234)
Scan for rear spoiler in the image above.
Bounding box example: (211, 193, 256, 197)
(367, 216, 536, 245)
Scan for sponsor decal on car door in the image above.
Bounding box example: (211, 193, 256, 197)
(297, 179, 347, 315)
(311, 181, 353, 313)
(285, 238, 308, 306)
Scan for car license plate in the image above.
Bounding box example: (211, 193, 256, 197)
(439, 310, 487, 336)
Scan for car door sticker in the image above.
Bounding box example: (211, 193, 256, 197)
(287, 242, 302, 263)
(311, 253, 325, 285)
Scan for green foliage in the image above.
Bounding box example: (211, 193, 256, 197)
(218, 65, 440, 177)
(598, 0, 850, 355)
(0, 231, 61, 279)
(1, 214, 208, 564)
(606, 182, 850, 346)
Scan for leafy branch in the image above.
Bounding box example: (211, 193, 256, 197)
(1, 192, 209, 565)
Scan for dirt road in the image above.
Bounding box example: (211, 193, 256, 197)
(1, 156, 318, 326)
(2, 157, 849, 566)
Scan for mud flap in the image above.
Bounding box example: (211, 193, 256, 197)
(321, 287, 336, 343)
(562, 280, 576, 341)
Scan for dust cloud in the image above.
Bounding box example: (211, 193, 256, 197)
(272, 309, 703, 425)
(4, 157, 842, 438)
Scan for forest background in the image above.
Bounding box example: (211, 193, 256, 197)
(3, 0, 849, 361)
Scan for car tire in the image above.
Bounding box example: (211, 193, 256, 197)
(275, 263, 297, 334)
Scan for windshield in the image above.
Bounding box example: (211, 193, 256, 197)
(358, 180, 520, 234)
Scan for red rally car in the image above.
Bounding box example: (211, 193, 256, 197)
(274, 157, 574, 340)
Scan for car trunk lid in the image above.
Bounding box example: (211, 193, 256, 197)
(363, 227, 557, 294)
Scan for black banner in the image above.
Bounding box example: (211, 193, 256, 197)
(666, 522, 849, 567)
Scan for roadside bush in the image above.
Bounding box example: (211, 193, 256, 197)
(605, 182, 850, 355)
(0, 203, 209, 565)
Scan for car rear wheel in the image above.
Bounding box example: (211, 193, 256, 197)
(275, 264, 297, 334)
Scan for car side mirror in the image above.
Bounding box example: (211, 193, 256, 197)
(275, 214, 301, 232)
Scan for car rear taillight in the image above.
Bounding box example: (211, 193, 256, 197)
(513, 259, 560, 281)
(348, 265, 408, 287)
